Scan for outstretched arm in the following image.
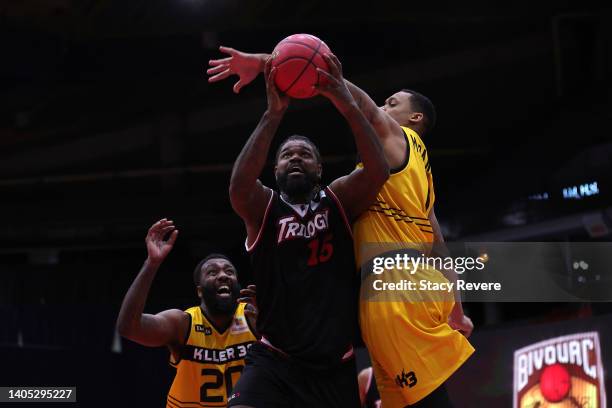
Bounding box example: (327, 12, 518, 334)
(117, 219, 187, 347)
(229, 60, 289, 242)
(318, 54, 389, 220)
(207, 46, 401, 141)
(429, 208, 474, 338)
(208, 47, 269, 93)
(344, 80, 403, 140)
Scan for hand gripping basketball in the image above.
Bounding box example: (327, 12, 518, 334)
(314, 53, 356, 113)
(264, 59, 290, 115)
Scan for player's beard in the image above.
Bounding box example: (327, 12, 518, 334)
(202, 284, 240, 315)
(276, 169, 320, 199)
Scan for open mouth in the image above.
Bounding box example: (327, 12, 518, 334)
(288, 165, 304, 176)
(216, 285, 231, 297)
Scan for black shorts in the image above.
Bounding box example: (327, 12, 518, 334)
(227, 342, 360, 408)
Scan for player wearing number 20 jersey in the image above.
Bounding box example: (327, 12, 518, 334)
(117, 220, 259, 408)
(167, 303, 256, 408)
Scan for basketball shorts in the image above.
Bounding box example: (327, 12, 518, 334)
(227, 342, 360, 408)
(359, 264, 474, 406)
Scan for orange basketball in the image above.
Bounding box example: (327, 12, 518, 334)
(271, 34, 331, 99)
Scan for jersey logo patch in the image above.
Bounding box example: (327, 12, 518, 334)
(195, 324, 213, 335)
(277, 209, 330, 244)
(230, 317, 249, 334)
(395, 369, 417, 388)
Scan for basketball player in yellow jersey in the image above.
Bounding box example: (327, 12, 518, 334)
(347, 88, 474, 407)
(117, 219, 257, 408)
(207, 47, 475, 407)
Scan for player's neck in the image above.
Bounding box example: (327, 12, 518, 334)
(280, 188, 317, 205)
(200, 303, 235, 333)
(403, 123, 423, 138)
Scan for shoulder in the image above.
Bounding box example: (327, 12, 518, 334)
(183, 305, 198, 313)
(321, 186, 353, 233)
(402, 126, 426, 148)
(321, 185, 336, 200)
(259, 188, 277, 215)
(321, 186, 342, 211)
(160, 309, 191, 348)
(160, 308, 190, 321)
(166, 309, 191, 334)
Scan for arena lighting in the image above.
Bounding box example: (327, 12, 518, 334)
(572, 260, 589, 270)
(563, 181, 600, 200)
(528, 181, 600, 201)
(528, 192, 550, 200)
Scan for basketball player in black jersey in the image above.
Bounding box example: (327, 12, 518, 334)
(226, 56, 388, 407)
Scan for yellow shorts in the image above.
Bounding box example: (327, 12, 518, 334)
(359, 267, 475, 405)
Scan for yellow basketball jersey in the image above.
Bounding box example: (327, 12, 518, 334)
(353, 127, 435, 266)
(167, 303, 257, 408)
(354, 126, 475, 405)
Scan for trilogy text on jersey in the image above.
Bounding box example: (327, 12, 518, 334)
(277, 210, 330, 243)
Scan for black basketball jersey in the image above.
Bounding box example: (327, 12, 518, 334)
(248, 187, 358, 369)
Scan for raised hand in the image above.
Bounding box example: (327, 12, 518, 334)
(207, 46, 268, 93)
(314, 53, 356, 114)
(264, 59, 290, 115)
(145, 219, 178, 266)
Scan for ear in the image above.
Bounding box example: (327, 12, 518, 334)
(196, 286, 203, 299)
(409, 112, 424, 124)
(317, 163, 322, 179)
